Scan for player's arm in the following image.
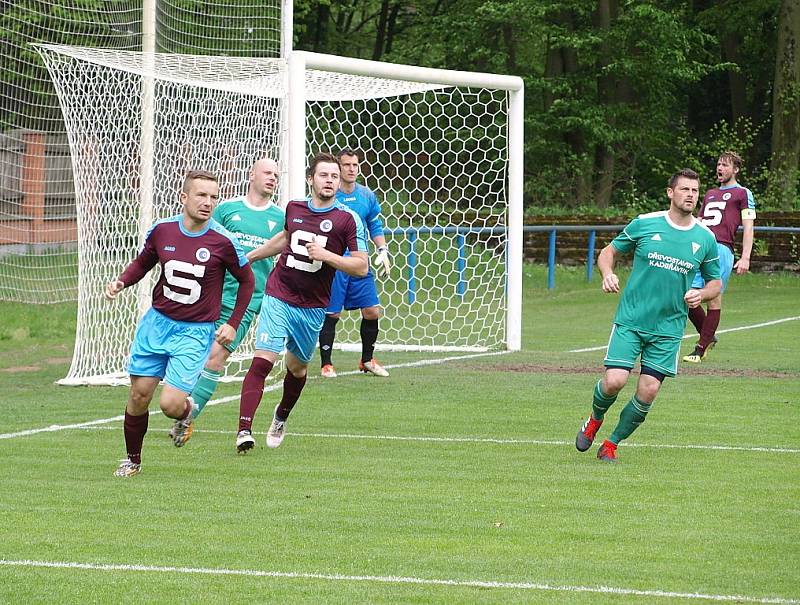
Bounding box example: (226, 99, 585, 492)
(105, 239, 159, 300)
(685, 279, 722, 308)
(248, 230, 287, 263)
(372, 234, 391, 278)
(735, 217, 755, 275)
(306, 240, 368, 277)
(596, 244, 621, 293)
(215, 261, 255, 346)
(367, 193, 391, 277)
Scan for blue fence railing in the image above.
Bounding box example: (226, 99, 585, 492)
(385, 225, 800, 298)
(527, 225, 800, 289)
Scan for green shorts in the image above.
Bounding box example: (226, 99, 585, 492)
(216, 305, 257, 353)
(603, 323, 681, 377)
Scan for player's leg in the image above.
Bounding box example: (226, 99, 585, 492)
(696, 245, 732, 358)
(318, 314, 340, 378)
(576, 324, 636, 452)
(160, 321, 215, 446)
(116, 308, 168, 476)
(192, 307, 252, 418)
(237, 296, 284, 452)
(599, 334, 678, 462)
(266, 306, 324, 448)
(115, 375, 161, 477)
(319, 271, 348, 376)
(347, 273, 387, 377)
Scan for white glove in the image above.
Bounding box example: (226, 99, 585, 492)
(373, 245, 391, 278)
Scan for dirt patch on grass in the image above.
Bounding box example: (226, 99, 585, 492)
(473, 363, 796, 379)
(1, 365, 41, 373)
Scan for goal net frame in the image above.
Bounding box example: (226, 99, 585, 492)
(38, 45, 523, 386)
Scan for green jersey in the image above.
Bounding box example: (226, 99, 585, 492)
(610, 211, 721, 338)
(213, 197, 285, 313)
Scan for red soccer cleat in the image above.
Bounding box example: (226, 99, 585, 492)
(575, 416, 603, 452)
(596, 440, 618, 463)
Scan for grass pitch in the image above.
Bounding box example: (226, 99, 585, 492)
(0, 266, 798, 604)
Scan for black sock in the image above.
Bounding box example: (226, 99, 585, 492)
(360, 318, 379, 363)
(319, 315, 338, 366)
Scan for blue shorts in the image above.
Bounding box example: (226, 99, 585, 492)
(254, 295, 325, 363)
(692, 243, 733, 292)
(128, 308, 215, 393)
(327, 269, 380, 313)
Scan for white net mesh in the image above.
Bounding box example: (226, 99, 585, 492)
(38, 46, 512, 385)
(0, 0, 281, 304)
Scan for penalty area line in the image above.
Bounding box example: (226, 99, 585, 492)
(0, 560, 797, 604)
(568, 315, 800, 353)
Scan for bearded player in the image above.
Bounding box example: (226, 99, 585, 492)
(233, 152, 368, 453)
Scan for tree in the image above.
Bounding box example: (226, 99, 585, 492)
(768, 0, 800, 209)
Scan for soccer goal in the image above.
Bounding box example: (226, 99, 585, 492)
(37, 45, 523, 385)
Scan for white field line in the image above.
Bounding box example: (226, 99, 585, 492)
(0, 351, 508, 440)
(0, 560, 797, 604)
(568, 316, 800, 353)
(75, 425, 800, 454)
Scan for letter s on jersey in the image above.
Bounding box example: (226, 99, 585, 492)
(163, 259, 206, 304)
(286, 229, 328, 273)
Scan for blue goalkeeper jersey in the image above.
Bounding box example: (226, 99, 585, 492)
(335, 183, 384, 244)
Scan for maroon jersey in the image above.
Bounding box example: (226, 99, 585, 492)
(266, 199, 367, 308)
(118, 216, 254, 327)
(697, 185, 756, 250)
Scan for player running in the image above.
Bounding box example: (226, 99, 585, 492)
(683, 151, 756, 363)
(575, 169, 721, 463)
(234, 152, 369, 453)
(106, 170, 254, 476)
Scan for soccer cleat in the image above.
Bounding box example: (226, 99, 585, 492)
(266, 406, 286, 449)
(359, 358, 389, 377)
(171, 398, 197, 447)
(682, 336, 718, 364)
(596, 440, 618, 463)
(236, 429, 255, 454)
(682, 346, 704, 363)
(171, 417, 194, 447)
(575, 416, 603, 452)
(321, 364, 337, 378)
(113, 459, 141, 477)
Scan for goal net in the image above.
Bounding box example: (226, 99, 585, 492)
(0, 0, 282, 305)
(38, 45, 522, 385)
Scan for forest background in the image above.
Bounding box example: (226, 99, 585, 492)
(2, 0, 799, 215)
(290, 0, 799, 215)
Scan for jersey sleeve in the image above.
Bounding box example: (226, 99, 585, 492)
(348, 213, 370, 254)
(742, 187, 757, 220)
(117, 223, 160, 286)
(365, 190, 385, 239)
(698, 235, 721, 282)
(610, 218, 639, 253)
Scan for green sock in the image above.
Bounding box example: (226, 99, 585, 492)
(609, 396, 652, 444)
(190, 368, 221, 418)
(591, 380, 618, 420)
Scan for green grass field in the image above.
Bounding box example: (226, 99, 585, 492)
(1, 265, 798, 604)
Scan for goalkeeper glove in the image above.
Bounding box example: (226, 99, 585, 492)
(373, 245, 391, 278)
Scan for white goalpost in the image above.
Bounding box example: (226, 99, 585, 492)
(37, 44, 523, 386)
